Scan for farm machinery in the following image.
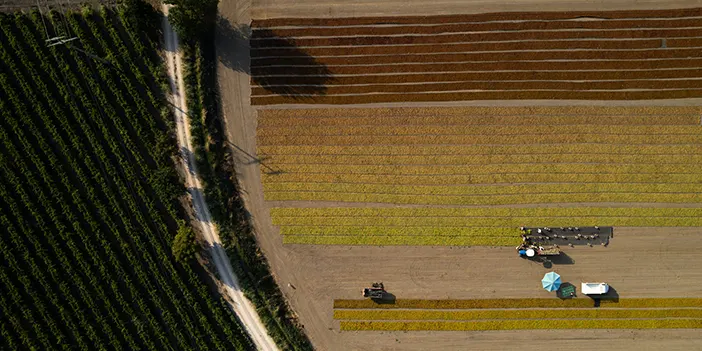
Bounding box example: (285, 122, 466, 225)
(362, 282, 387, 299)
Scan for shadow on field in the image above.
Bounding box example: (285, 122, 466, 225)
(216, 17, 332, 97)
(371, 292, 397, 305)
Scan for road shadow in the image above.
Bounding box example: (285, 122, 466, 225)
(249, 28, 332, 97)
(216, 16, 250, 74)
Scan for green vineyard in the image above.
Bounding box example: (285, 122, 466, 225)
(0, 6, 250, 350)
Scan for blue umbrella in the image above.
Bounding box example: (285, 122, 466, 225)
(542, 272, 562, 292)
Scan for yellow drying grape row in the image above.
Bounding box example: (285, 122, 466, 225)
(258, 144, 702, 156)
(257, 133, 702, 146)
(280, 226, 520, 237)
(272, 216, 702, 227)
(332, 298, 702, 309)
(282, 235, 521, 246)
(256, 106, 701, 119)
(333, 308, 702, 321)
(265, 191, 702, 205)
(270, 207, 702, 218)
(264, 182, 702, 196)
(262, 153, 702, 166)
(339, 319, 702, 331)
(258, 114, 701, 128)
(257, 124, 700, 137)
(262, 172, 702, 186)
(268, 163, 702, 176)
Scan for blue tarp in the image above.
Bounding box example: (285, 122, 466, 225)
(542, 272, 562, 292)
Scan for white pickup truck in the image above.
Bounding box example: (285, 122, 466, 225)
(581, 282, 609, 295)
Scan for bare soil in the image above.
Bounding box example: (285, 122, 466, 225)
(217, 1, 702, 350)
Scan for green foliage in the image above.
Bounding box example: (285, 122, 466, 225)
(172, 224, 197, 262)
(165, 0, 218, 41)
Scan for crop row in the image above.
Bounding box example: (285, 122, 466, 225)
(252, 38, 702, 57)
(262, 172, 702, 186)
(334, 308, 702, 320)
(252, 90, 702, 105)
(257, 106, 699, 118)
(333, 298, 702, 309)
(253, 69, 702, 87)
(252, 48, 702, 67)
(265, 191, 702, 205)
(340, 319, 702, 331)
(258, 133, 702, 146)
(251, 28, 701, 48)
(257, 124, 702, 137)
(280, 226, 520, 236)
(263, 163, 702, 176)
(272, 218, 702, 228)
(260, 154, 702, 166)
(251, 8, 702, 27)
(265, 182, 702, 196)
(258, 114, 702, 128)
(259, 144, 702, 157)
(253, 58, 702, 77)
(271, 206, 702, 218)
(254, 79, 702, 96)
(253, 18, 702, 38)
(282, 235, 520, 246)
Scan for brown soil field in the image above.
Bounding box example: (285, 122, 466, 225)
(253, 18, 702, 38)
(251, 29, 701, 48)
(252, 7, 702, 27)
(252, 90, 702, 105)
(252, 48, 702, 67)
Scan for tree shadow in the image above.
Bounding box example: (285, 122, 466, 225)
(249, 28, 332, 97)
(216, 16, 250, 74)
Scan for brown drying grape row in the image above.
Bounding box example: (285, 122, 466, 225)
(252, 18, 702, 38)
(253, 79, 702, 96)
(252, 48, 702, 67)
(252, 8, 702, 27)
(257, 114, 701, 127)
(251, 39, 669, 58)
(252, 58, 702, 75)
(256, 106, 699, 118)
(250, 28, 700, 48)
(252, 38, 702, 58)
(252, 89, 702, 105)
(251, 69, 702, 86)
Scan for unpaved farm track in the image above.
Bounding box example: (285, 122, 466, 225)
(161, 5, 277, 351)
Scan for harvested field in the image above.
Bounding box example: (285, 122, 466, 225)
(250, 9, 702, 104)
(260, 107, 702, 245)
(341, 319, 702, 331)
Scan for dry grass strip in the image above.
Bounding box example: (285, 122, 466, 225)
(257, 125, 701, 137)
(334, 308, 702, 320)
(339, 319, 702, 331)
(333, 298, 702, 309)
(282, 235, 520, 246)
(262, 172, 702, 186)
(280, 226, 519, 236)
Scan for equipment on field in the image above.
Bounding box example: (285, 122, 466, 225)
(362, 282, 386, 299)
(581, 282, 609, 295)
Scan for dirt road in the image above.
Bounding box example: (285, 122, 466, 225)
(161, 5, 277, 350)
